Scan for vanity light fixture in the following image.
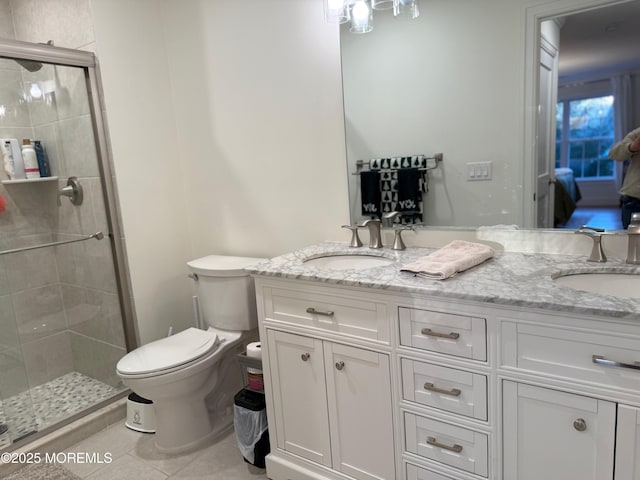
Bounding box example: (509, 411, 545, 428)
(325, 0, 351, 23)
(324, 0, 419, 34)
(372, 0, 394, 10)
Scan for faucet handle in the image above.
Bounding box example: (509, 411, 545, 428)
(391, 225, 414, 251)
(341, 225, 363, 248)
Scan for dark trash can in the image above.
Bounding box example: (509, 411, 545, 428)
(234, 388, 269, 468)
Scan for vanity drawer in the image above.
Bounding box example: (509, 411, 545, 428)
(404, 411, 488, 477)
(399, 307, 487, 361)
(502, 321, 640, 393)
(261, 286, 389, 343)
(406, 463, 461, 480)
(401, 358, 487, 420)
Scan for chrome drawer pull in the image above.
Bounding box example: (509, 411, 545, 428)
(421, 328, 460, 340)
(306, 307, 334, 317)
(592, 355, 640, 370)
(423, 382, 462, 397)
(426, 436, 463, 453)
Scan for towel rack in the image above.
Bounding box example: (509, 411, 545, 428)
(352, 153, 443, 175)
(0, 231, 104, 256)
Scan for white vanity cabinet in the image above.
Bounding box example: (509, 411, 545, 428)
(256, 279, 395, 480)
(253, 272, 640, 480)
(502, 382, 616, 480)
(265, 329, 394, 480)
(500, 314, 640, 480)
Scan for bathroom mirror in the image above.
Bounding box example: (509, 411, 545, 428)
(341, 0, 640, 229)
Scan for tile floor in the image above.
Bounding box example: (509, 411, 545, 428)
(5, 422, 269, 479)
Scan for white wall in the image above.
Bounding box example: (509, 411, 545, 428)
(91, 0, 349, 343)
(161, 0, 349, 259)
(91, 0, 195, 344)
(89, 0, 625, 344)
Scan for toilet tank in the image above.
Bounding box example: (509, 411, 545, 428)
(187, 255, 265, 331)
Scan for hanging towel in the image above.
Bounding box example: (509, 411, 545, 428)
(360, 170, 381, 217)
(400, 240, 495, 280)
(397, 168, 420, 213)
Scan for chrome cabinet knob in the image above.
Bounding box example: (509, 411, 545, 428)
(335, 361, 345, 371)
(573, 418, 587, 431)
(301, 353, 310, 362)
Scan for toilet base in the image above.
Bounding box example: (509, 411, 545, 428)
(154, 407, 234, 455)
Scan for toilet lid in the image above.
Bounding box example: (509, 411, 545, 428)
(117, 327, 219, 376)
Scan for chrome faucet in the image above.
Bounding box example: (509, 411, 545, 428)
(362, 218, 383, 249)
(626, 213, 640, 264)
(575, 225, 607, 263)
(341, 224, 363, 248)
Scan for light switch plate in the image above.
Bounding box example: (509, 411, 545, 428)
(467, 161, 492, 181)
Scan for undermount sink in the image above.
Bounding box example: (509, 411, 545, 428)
(553, 272, 640, 299)
(303, 254, 394, 271)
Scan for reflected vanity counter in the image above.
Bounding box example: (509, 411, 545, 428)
(247, 242, 640, 480)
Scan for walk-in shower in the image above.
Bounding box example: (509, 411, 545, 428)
(0, 38, 134, 451)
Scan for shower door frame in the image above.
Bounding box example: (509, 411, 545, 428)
(0, 38, 138, 353)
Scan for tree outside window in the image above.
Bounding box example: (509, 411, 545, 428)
(555, 95, 615, 179)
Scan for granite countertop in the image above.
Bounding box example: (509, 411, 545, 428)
(247, 242, 640, 320)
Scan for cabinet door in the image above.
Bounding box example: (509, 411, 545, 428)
(324, 342, 395, 480)
(615, 405, 640, 480)
(503, 381, 615, 480)
(266, 330, 331, 467)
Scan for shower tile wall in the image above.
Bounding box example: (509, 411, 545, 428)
(0, 0, 125, 408)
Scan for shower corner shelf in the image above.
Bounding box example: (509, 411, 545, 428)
(1, 176, 58, 185)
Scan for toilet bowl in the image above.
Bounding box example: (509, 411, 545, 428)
(116, 255, 264, 454)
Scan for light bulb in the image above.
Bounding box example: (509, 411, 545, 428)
(350, 0, 373, 33)
(29, 83, 42, 99)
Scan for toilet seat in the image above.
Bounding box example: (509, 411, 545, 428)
(117, 327, 220, 377)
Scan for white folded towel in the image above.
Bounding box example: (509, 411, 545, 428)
(401, 240, 495, 280)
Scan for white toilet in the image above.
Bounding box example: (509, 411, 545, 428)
(116, 255, 264, 454)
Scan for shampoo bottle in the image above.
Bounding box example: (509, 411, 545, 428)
(21, 139, 40, 179)
(33, 140, 51, 177)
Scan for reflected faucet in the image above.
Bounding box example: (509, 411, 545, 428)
(362, 218, 383, 249)
(382, 211, 401, 228)
(626, 213, 640, 264)
(575, 225, 607, 263)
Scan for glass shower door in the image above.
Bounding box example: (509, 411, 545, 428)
(0, 52, 128, 448)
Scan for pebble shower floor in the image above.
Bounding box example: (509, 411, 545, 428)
(0, 372, 117, 449)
